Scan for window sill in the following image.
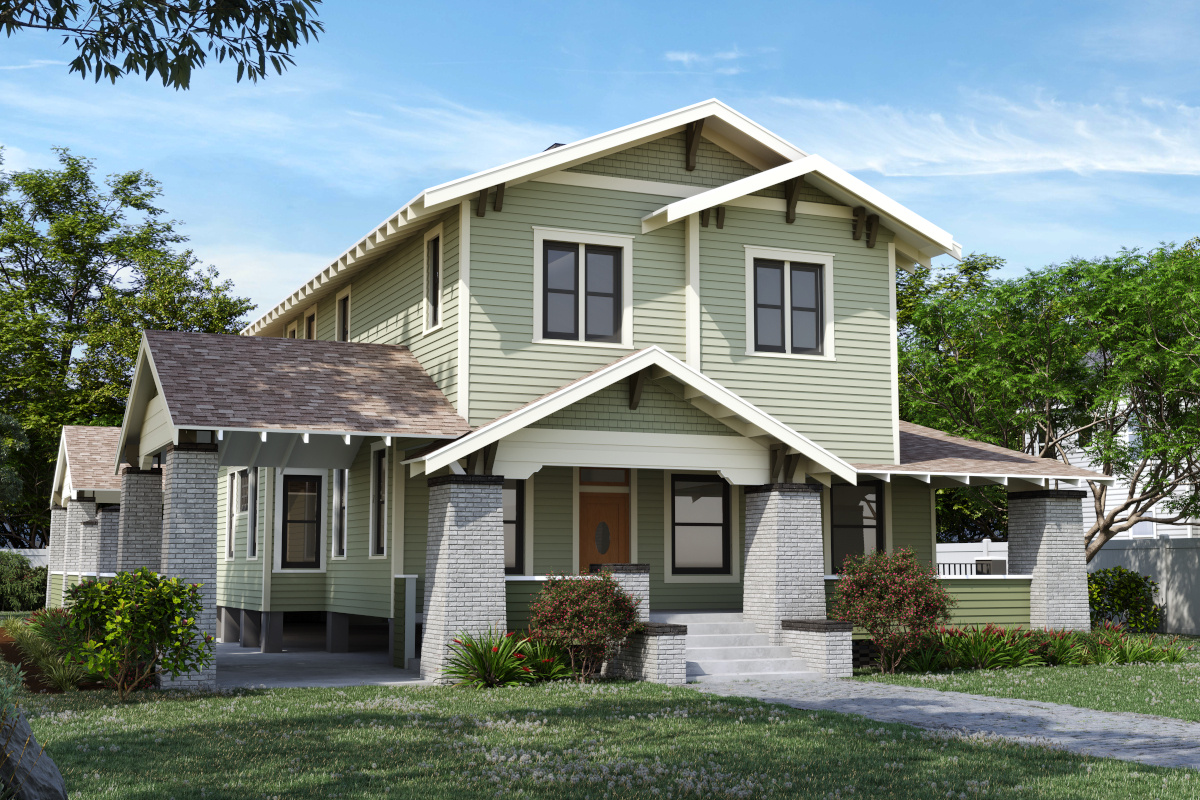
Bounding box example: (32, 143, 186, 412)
(274, 567, 326, 574)
(533, 337, 633, 350)
(744, 349, 835, 362)
(422, 323, 444, 337)
(368, 553, 388, 560)
(662, 572, 740, 584)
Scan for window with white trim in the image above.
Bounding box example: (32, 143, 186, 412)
(335, 288, 352, 342)
(281, 473, 322, 569)
(370, 446, 387, 557)
(332, 468, 348, 558)
(533, 227, 633, 347)
(246, 468, 258, 559)
(423, 225, 443, 331)
(671, 475, 730, 574)
(504, 479, 525, 574)
(303, 307, 317, 340)
(745, 246, 834, 358)
(225, 471, 237, 559)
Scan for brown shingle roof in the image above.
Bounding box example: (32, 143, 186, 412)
(144, 331, 469, 438)
(852, 421, 1105, 480)
(62, 426, 123, 491)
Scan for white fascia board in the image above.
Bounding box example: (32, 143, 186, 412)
(862, 469, 1114, 486)
(642, 156, 822, 232)
(50, 431, 69, 505)
(113, 337, 174, 474)
(419, 345, 857, 482)
(422, 99, 806, 209)
(214, 426, 459, 441)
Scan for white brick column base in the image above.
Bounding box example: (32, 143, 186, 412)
(744, 483, 824, 644)
(161, 444, 219, 690)
(421, 475, 506, 684)
(781, 619, 853, 677)
(117, 466, 163, 572)
(608, 623, 688, 685)
(588, 563, 650, 622)
(1008, 490, 1090, 631)
(47, 507, 66, 606)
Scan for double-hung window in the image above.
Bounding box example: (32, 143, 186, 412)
(246, 468, 258, 559)
(225, 471, 237, 559)
(534, 228, 633, 347)
(371, 448, 387, 557)
(336, 288, 351, 342)
(830, 481, 884, 573)
(671, 475, 731, 575)
(746, 247, 833, 358)
(424, 225, 443, 332)
(281, 474, 321, 569)
(503, 479, 525, 574)
(332, 468, 348, 558)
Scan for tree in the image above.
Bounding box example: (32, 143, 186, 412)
(899, 245, 1200, 561)
(0, 147, 253, 547)
(0, 0, 322, 89)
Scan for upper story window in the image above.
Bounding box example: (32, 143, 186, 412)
(336, 288, 351, 342)
(246, 468, 258, 559)
(533, 227, 633, 348)
(424, 224, 443, 332)
(744, 246, 835, 360)
(304, 310, 316, 340)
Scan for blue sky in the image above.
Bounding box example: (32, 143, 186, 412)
(3, 1, 1200, 315)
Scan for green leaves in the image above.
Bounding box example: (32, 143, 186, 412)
(1, 0, 324, 89)
(1089, 566, 1163, 633)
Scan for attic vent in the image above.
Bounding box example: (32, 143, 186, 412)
(543, 143, 566, 151)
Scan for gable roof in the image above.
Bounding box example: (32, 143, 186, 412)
(412, 345, 859, 483)
(115, 331, 469, 470)
(243, 99, 960, 336)
(52, 426, 123, 505)
(853, 422, 1114, 485)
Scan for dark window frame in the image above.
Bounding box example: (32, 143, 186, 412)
(542, 241, 579, 340)
(584, 244, 622, 343)
(670, 474, 732, 575)
(426, 235, 441, 329)
(372, 448, 387, 557)
(789, 263, 823, 355)
(247, 468, 258, 559)
(281, 473, 322, 570)
(225, 471, 236, 559)
(829, 480, 885, 575)
(237, 468, 249, 514)
(753, 259, 786, 353)
(305, 313, 316, 340)
(504, 479, 525, 575)
(332, 468, 347, 558)
(337, 294, 350, 342)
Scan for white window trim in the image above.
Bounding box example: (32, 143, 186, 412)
(661, 470, 741, 583)
(335, 286, 352, 342)
(273, 468, 328, 574)
(422, 223, 445, 335)
(532, 226, 634, 349)
(224, 470, 236, 561)
(246, 468, 259, 561)
(330, 467, 348, 560)
(302, 304, 318, 340)
(743, 245, 835, 361)
(368, 441, 389, 559)
(284, 320, 299, 339)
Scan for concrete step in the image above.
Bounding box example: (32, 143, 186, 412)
(650, 611, 744, 624)
(689, 671, 824, 683)
(687, 657, 811, 676)
(676, 622, 758, 636)
(684, 633, 772, 649)
(686, 645, 795, 661)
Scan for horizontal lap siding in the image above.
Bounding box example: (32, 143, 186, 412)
(699, 205, 896, 463)
(532, 467, 572, 574)
(942, 579, 1032, 627)
(530, 382, 736, 435)
(891, 477, 934, 566)
(566, 133, 756, 190)
(217, 467, 264, 610)
(506, 581, 541, 632)
(325, 443, 391, 618)
(403, 470, 428, 614)
(468, 182, 686, 428)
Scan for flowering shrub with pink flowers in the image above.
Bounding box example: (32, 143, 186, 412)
(528, 571, 642, 681)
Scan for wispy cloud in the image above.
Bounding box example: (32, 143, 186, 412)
(755, 92, 1200, 177)
(0, 59, 66, 71)
(664, 46, 750, 75)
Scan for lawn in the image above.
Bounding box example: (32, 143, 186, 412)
(856, 635, 1200, 722)
(14, 681, 1200, 799)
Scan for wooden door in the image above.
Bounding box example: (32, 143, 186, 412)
(579, 492, 629, 572)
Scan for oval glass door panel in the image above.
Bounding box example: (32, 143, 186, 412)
(594, 521, 611, 555)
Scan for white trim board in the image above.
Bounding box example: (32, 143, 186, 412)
(532, 226, 634, 349)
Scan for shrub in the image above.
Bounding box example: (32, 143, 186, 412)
(0, 552, 45, 612)
(2, 617, 86, 693)
(528, 571, 642, 681)
(830, 549, 954, 673)
(443, 629, 535, 688)
(1089, 566, 1162, 633)
(66, 568, 214, 701)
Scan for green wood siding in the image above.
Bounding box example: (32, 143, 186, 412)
(890, 477, 934, 566)
(506, 580, 541, 632)
(698, 204, 896, 462)
(48, 577, 62, 609)
(468, 182, 686, 427)
(532, 466, 572, 574)
(216, 466, 265, 611)
(942, 578, 1032, 627)
(530, 382, 736, 436)
(403, 468, 429, 614)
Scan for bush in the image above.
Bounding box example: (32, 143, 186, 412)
(66, 568, 214, 700)
(0, 552, 45, 612)
(1089, 566, 1162, 633)
(830, 548, 954, 673)
(528, 571, 642, 681)
(443, 629, 574, 688)
(2, 615, 86, 692)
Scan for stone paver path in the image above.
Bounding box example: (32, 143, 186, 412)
(694, 676, 1200, 770)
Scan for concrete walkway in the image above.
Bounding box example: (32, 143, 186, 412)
(215, 643, 428, 689)
(694, 676, 1200, 770)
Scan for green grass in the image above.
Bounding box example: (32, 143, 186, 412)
(15, 681, 1200, 799)
(856, 634, 1200, 722)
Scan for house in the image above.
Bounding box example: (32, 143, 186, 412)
(46, 100, 1112, 687)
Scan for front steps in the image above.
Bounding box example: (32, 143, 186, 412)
(650, 611, 821, 682)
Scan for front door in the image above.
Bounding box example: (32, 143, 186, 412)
(579, 492, 630, 571)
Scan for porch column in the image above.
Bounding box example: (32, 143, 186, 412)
(421, 475, 506, 683)
(1008, 489, 1090, 631)
(66, 499, 99, 580)
(117, 466, 163, 572)
(743, 483, 824, 645)
(98, 505, 120, 576)
(161, 443, 219, 689)
(46, 506, 66, 605)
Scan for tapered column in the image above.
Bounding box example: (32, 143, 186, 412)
(743, 483, 824, 644)
(65, 499, 98, 582)
(160, 443, 219, 689)
(1008, 490, 1090, 631)
(117, 466, 163, 571)
(421, 475, 506, 683)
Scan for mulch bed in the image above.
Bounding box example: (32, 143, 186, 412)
(0, 627, 105, 694)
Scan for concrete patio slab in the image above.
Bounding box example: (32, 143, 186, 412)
(215, 643, 430, 689)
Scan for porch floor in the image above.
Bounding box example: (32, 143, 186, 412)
(215, 643, 429, 689)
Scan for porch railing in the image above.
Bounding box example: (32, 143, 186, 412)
(938, 560, 1008, 576)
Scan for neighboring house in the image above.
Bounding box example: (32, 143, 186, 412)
(47, 100, 1112, 687)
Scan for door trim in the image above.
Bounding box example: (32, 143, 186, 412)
(573, 467, 639, 571)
